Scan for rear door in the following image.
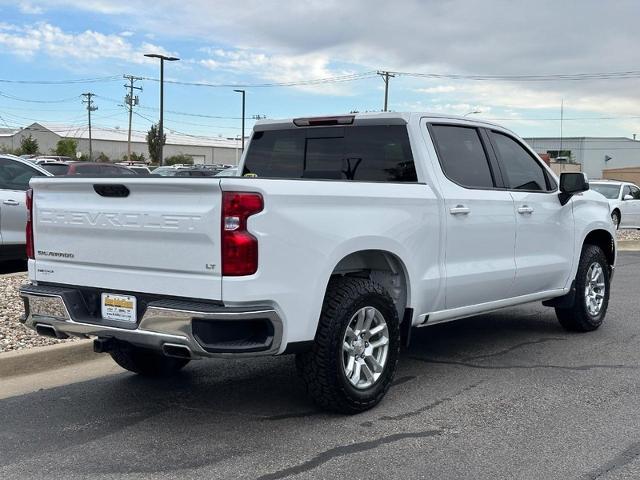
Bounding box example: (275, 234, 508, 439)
(428, 123, 516, 309)
(31, 177, 223, 300)
(0, 157, 45, 245)
(487, 130, 574, 296)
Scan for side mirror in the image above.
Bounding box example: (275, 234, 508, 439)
(623, 194, 634, 201)
(559, 172, 589, 205)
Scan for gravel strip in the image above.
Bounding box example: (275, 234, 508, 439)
(0, 273, 77, 353)
(617, 229, 640, 241)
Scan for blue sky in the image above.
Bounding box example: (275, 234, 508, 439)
(2, 0, 640, 141)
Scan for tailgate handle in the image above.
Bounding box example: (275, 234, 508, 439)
(93, 184, 130, 198)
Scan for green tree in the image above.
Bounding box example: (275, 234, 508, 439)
(165, 154, 193, 166)
(96, 152, 110, 163)
(19, 135, 39, 155)
(54, 138, 78, 157)
(146, 123, 166, 164)
(122, 152, 146, 163)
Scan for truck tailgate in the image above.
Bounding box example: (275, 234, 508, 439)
(29, 177, 222, 301)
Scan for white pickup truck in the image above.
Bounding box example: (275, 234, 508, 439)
(20, 113, 615, 413)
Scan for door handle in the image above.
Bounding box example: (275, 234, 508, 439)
(518, 205, 534, 214)
(3, 199, 19, 206)
(449, 205, 470, 215)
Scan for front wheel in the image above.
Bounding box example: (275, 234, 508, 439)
(555, 244, 610, 332)
(296, 277, 400, 414)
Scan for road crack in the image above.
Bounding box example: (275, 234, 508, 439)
(255, 429, 443, 480)
(462, 337, 566, 361)
(581, 441, 640, 479)
(410, 357, 638, 371)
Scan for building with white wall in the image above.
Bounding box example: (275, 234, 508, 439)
(524, 136, 640, 179)
(0, 123, 243, 165)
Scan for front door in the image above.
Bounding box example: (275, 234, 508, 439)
(620, 185, 640, 228)
(428, 124, 516, 309)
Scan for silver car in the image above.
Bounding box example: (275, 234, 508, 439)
(0, 155, 51, 260)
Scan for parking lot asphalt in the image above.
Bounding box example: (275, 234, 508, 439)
(1, 252, 640, 480)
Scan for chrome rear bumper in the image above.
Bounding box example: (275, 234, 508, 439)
(20, 284, 283, 359)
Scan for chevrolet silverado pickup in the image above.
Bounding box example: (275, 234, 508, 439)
(20, 113, 616, 413)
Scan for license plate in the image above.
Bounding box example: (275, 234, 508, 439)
(101, 293, 137, 323)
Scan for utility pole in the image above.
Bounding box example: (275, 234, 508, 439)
(123, 75, 143, 162)
(234, 89, 246, 151)
(377, 70, 396, 112)
(81, 93, 98, 160)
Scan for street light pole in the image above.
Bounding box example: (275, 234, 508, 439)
(234, 89, 245, 151)
(144, 53, 179, 166)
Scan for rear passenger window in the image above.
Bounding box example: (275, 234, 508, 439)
(430, 125, 495, 189)
(243, 125, 417, 182)
(490, 132, 550, 191)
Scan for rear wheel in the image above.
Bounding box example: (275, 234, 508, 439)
(555, 244, 610, 332)
(110, 343, 190, 377)
(296, 277, 400, 414)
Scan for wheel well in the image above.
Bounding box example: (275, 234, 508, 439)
(330, 250, 409, 320)
(584, 229, 615, 266)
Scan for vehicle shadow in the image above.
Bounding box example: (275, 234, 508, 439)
(0, 304, 568, 473)
(0, 259, 26, 275)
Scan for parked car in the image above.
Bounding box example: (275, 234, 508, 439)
(40, 162, 137, 176)
(126, 166, 152, 175)
(0, 155, 51, 261)
(152, 166, 218, 177)
(214, 167, 239, 177)
(20, 113, 616, 413)
(34, 156, 73, 164)
(590, 180, 640, 229)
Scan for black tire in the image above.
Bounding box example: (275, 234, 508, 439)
(109, 343, 190, 377)
(611, 210, 620, 230)
(296, 277, 401, 414)
(555, 244, 610, 332)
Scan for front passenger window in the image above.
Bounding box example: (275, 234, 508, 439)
(490, 132, 550, 191)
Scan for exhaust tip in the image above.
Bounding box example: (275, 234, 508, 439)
(162, 343, 192, 359)
(35, 324, 68, 339)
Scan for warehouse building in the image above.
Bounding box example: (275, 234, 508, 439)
(524, 136, 640, 179)
(0, 122, 243, 165)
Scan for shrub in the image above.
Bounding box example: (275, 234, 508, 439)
(165, 154, 194, 166)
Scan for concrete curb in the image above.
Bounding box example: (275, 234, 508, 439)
(617, 240, 640, 251)
(0, 340, 101, 379)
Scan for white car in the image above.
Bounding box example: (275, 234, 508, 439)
(590, 180, 640, 229)
(20, 112, 615, 413)
(0, 155, 51, 261)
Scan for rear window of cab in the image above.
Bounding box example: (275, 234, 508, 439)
(243, 125, 417, 182)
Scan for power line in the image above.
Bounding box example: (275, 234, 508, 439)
(0, 76, 121, 85)
(138, 71, 378, 88)
(0, 91, 80, 103)
(391, 69, 640, 81)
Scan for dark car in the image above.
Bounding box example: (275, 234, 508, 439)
(41, 162, 136, 176)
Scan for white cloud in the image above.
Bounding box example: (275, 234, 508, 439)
(0, 22, 174, 64)
(18, 2, 44, 14)
(198, 48, 355, 95)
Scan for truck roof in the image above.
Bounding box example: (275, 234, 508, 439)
(254, 111, 510, 133)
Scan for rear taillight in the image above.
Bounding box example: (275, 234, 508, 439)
(26, 188, 34, 259)
(221, 191, 263, 276)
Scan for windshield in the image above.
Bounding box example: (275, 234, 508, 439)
(215, 168, 238, 177)
(152, 167, 179, 176)
(590, 183, 621, 199)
